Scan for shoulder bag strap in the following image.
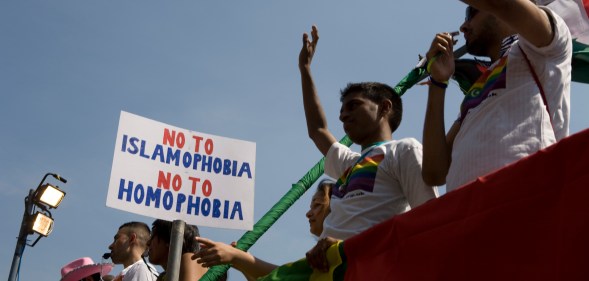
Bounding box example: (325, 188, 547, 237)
(518, 45, 555, 130)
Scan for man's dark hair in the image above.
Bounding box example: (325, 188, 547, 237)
(340, 82, 403, 133)
(151, 219, 201, 253)
(119, 221, 151, 248)
(316, 178, 334, 198)
(89, 272, 101, 281)
(119, 221, 151, 232)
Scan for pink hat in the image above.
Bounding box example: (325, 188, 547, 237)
(60, 257, 114, 281)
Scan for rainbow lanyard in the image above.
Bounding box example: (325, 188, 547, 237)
(459, 35, 518, 121)
(338, 141, 388, 193)
(459, 56, 508, 121)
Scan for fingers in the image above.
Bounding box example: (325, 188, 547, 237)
(194, 237, 216, 248)
(305, 238, 332, 272)
(196, 253, 220, 268)
(192, 239, 242, 268)
(311, 25, 319, 46)
(306, 247, 324, 272)
(302, 25, 319, 49)
(192, 237, 215, 261)
(299, 25, 318, 69)
(193, 246, 222, 267)
(427, 32, 456, 59)
(434, 33, 454, 56)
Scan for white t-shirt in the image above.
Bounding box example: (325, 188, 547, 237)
(321, 138, 438, 240)
(446, 7, 572, 191)
(117, 259, 158, 281)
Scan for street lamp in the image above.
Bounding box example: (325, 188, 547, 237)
(30, 212, 54, 236)
(8, 173, 67, 281)
(34, 183, 66, 208)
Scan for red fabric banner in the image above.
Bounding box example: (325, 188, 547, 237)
(344, 129, 589, 281)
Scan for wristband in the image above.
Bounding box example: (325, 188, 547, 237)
(429, 76, 448, 89)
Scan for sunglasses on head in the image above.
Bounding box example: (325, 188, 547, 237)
(465, 6, 479, 22)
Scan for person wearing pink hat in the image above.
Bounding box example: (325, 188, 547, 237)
(60, 257, 114, 281)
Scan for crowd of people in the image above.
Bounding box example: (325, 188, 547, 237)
(59, 0, 574, 279)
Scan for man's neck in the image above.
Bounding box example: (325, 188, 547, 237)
(360, 136, 392, 150)
(123, 256, 143, 269)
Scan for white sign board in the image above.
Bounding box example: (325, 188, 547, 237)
(107, 111, 256, 230)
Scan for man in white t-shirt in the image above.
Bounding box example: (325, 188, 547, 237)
(108, 221, 158, 281)
(299, 25, 438, 271)
(422, 0, 572, 192)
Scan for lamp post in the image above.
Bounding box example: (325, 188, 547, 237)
(8, 173, 67, 281)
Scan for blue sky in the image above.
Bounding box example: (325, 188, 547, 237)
(2, 1, 588, 280)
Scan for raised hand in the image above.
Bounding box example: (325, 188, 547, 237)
(193, 237, 278, 279)
(426, 32, 457, 82)
(299, 25, 319, 70)
(192, 237, 239, 268)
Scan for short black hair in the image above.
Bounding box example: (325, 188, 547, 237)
(89, 272, 101, 281)
(151, 219, 201, 253)
(340, 82, 403, 133)
(119, 221, 151, 248)
(119, 221, 151, 231)
(316, 178, 334, 198)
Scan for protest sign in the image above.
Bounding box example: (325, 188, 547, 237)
(107, 111, 256, 230)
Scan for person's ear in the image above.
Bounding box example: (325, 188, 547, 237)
(380, 99, 393, 117)
(128, 233, 137, 245)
